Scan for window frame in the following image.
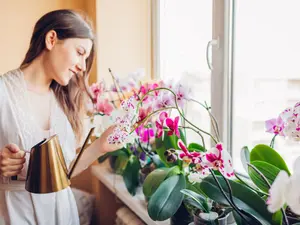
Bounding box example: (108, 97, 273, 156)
(152, 0, 235, 154)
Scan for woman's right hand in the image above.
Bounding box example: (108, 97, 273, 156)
(0, 144, 26, 177)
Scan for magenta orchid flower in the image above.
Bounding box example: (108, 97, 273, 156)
(265, 116, 285, 136)
(166, 116, 180, 138)
(176, 139, 201, 165)
(204, 143, 234, 179)
(135, 126, 155, 143)
(155, 112, 168, 138)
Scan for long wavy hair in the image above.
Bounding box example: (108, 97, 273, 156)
(20, 9, 95, 141)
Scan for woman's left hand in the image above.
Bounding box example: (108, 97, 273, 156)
(98, 125, 123, 153)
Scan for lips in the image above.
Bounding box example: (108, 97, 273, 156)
(69, 69, 77, 76)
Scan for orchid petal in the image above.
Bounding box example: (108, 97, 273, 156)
(267, 171, 289, 213)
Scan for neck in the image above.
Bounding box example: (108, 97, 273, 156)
(21, 56, 53, 94)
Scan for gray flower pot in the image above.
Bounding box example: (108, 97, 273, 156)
(191, 212, 234, 225)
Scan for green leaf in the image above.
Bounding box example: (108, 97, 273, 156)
(122, 155, 140, 196)
(186, 182, 208, 199)
(163, 132, 178, 149)
(148, 174, 186, 221)
(155, 134, 175, 167)
(250, 144, 290, 175)
(188, 143, 206, 152)
(200, 175, 274, 225)
(248, 161, 281, 193)
(143, 168, 169, 197)
(143, 166, 181, 197)
(114, 154, 129, 175)
(180, 189, 208, 212)
(272, 211, 283, 225)
(240, 146, 250, 173)
(179, 128, 187, 145)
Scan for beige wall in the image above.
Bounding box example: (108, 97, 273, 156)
(96, 0, 151, 84)
(0, 0, 152, 84)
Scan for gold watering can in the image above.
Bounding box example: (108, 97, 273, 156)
(25, 127, 95, 194)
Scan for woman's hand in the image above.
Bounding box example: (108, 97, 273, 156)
(98, 125, 123, 153)
(0, 144, 26, 177)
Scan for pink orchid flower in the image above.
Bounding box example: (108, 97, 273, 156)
(176, 139, 201, 165)
(265, 116, 285, 136)
(153, 92, 175, 111)
(138, 83, 160, 103)
(90, 82, 105, 101)
(204, 143, 234, 179)
(155, 112, 168, 138)
(108, 127, 129, 145)
(95, 99, 114, 116)
(166, 116, 180, 138)
(138, 106, 152, 123)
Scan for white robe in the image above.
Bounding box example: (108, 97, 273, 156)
(0, 69, 79, 225)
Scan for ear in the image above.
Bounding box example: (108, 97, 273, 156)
(45, 30, 58, 50)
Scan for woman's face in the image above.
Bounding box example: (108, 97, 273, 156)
(44, 33, 93, 86)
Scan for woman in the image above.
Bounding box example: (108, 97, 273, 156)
(0, 9, 119, 225)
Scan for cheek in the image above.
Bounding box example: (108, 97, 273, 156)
(58, 48, 78, 69)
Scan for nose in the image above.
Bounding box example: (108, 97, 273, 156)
(76, 59, 86, 72)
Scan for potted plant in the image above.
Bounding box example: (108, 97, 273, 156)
(181, 189, 233, 225)
(105, 75, 274, 224)
(98, 68, 300, 225)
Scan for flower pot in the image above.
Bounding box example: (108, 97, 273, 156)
(170, 203, 193, 225)
(192, 211, 231, 225)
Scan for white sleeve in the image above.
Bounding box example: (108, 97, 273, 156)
(0, 76, 11, 184)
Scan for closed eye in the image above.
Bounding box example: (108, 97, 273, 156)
(77, 51, 84, 56)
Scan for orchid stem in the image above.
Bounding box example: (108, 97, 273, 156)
(270, 134, 278, 149)
(247, 163, 289, 225)
(190, 99, 220, 142)
(179, 126, 205, 150)
(209, 169, 251, 224)
(234, 172, 269, 196)
(139, 88, 218, 143)
(130, 107, 176, 134)
(108, 68, 126, 100)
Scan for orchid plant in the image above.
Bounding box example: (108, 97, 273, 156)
(104, 71, 287, 225)
(233, 101, 300, 225)
(90, 69, 165, 195)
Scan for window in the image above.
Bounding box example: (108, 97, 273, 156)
(156, 0, 213, 148)
(232, 0, 300, 172)
(154, 0, 300, 172)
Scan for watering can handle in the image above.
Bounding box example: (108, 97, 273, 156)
(67, 127, 95, 179)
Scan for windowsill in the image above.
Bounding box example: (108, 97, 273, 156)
(91, 161, 170, 225)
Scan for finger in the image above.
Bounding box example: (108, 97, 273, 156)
(5, 144, 20, 153)
(1, 158, 26, 166)
(1, 170, 23, 178)
(1, 164, 24, 172)
(9, 150, 26, 159)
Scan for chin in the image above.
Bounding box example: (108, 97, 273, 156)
(55, 78, 71, 86)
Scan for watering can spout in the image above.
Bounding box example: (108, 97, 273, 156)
(25, 127, 95, 194)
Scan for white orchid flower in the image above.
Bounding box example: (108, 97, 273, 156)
(267, 157, 300, 215)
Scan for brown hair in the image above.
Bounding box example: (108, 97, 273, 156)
(21, 9, 95, 141)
